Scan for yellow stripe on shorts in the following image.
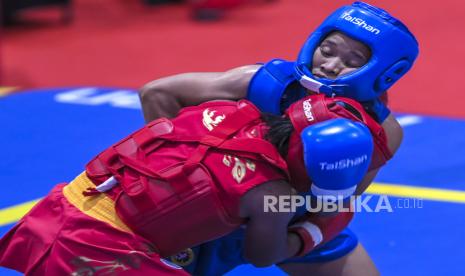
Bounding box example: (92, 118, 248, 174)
(62, 172, 132, 233)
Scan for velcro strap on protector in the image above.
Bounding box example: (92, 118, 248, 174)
(181, 100, 288, 181)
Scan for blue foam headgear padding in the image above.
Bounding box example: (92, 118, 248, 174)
(294, 1, 419, 101)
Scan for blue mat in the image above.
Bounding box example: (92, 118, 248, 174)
(1, 88, 464, 275)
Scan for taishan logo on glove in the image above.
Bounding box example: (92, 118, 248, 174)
(320, 154, 368, 170)
(202, 108, 226, 131)
(223, 154, 256, 184)
(302, 99, 315, 122)
(340, 12, 380, 35)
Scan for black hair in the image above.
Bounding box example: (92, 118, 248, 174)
(261, 113, 294, 157)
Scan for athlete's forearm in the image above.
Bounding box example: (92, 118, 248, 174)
(245, 230, 301, 267)
(286, 231, 303, 259)
(139, 72, 222, 121)
(138, 65, 260, 122)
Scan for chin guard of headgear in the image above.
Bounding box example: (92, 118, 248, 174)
(294, 1, 419, 101)
(285, 94, 392, 193)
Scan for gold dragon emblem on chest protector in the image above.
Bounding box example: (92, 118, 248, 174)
(202, 108, 226, 131)
(222, 155, 256, 184)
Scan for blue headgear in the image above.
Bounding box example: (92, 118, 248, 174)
(294, 1, 419, 101)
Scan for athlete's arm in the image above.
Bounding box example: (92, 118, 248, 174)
(139, 65, 404, 195)
(239, 180, 301, 267)
(139, 65, 261, 121)
(355, 114, 403, 195)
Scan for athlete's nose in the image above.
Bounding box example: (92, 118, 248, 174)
(320, 58, 342, 78)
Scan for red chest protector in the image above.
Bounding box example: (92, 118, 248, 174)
(85, 100, 288, 257)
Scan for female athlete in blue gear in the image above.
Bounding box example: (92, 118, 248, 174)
(138, 2, 418, 275)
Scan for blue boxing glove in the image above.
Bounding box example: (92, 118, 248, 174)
(247, 59, 307, 115)
(301, 118, 373, 200)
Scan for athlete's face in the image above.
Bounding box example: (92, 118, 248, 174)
(312, 31, 371, 79)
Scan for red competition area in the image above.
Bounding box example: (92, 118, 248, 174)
(2, 0, 465, 117)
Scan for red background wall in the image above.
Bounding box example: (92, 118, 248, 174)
(2, 0, 465, 117)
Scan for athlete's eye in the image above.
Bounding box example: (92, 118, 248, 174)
(345, 52, 369, 68)
(320, 45, 334, 57)
(345, 56, 367, 68)
(344, 59, 361, 68)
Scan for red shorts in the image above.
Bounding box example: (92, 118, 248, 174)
(0, 181, 189, 276)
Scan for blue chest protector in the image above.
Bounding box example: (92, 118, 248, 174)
(247, 59, 307, 115)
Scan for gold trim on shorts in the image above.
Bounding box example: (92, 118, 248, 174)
(63, 172, 132, 233)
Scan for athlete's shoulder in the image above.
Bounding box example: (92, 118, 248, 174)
(381, 113, 403, 155)
(216, 64, 263, 97)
